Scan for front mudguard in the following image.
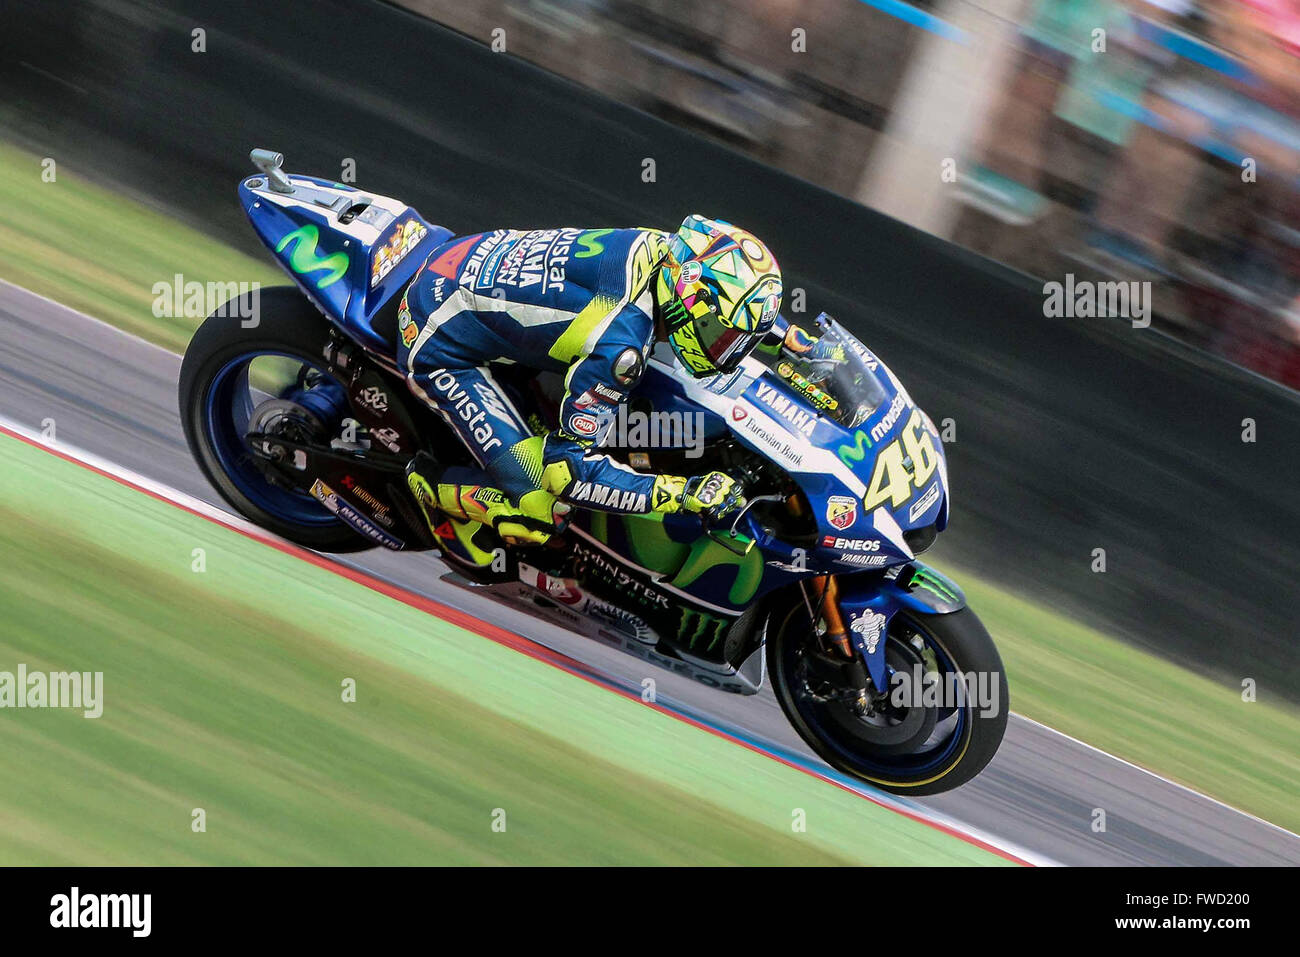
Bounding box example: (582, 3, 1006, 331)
(832, 562, 967, 692)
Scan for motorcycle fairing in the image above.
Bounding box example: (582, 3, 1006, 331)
(572, 331, 961, 690)
(238, 174, 450, 355)
(833, 562, 968, 691)
(636, 344, 948, 562)
(586, 343, 949, 593)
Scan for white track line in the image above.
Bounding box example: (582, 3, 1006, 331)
(4, 280, 1295, 847)
(0, 277, 182, 359)
(1011, 713, 1300, 842)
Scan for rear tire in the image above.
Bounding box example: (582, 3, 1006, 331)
(178, 287, 373, 553)
(767, 600, 1008, 795)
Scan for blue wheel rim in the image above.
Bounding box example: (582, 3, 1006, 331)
(788, 614, 970, 779)
(203, 351, 341, 527)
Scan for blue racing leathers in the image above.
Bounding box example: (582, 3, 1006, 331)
(397, 226, 683, 516)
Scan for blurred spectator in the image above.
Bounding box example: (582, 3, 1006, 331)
(403, 0, 1300, 389)
(1084, 0, 1300, 382)
(961, 0, 1149, 224)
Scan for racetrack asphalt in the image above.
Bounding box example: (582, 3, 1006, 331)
(2, 280, 1296, 866)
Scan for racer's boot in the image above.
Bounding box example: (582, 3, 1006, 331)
(406, 450, 556, 555)
(406, 453, 500, 567)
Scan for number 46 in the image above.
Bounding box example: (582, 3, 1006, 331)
(862, 409, 938, 511)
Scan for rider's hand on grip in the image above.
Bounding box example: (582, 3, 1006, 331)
(681, 471, 745, 523)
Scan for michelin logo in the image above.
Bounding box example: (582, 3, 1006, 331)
(850, 610, 887, 654)
(310, 479, 404, 549)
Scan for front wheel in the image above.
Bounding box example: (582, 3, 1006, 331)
(767, 600, 1008, 795)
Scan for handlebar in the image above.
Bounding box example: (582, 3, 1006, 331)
(702, 490, 784, 555)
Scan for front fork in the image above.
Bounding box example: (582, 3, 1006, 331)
(807, 575, 853, 658)
(803, 563, 968, 696)
(804, 575, 873, 712)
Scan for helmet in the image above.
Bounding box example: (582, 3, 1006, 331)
(657, 215, 783, 377)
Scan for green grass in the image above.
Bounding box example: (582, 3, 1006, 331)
(0, 141, 280, 352)
(1, 137, 1296, 838)
(0, 433, 1007, 865)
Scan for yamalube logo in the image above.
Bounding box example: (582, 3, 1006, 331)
(50, 887, 151, 937)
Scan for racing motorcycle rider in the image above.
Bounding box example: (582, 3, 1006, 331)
(397, 214, 834, 551)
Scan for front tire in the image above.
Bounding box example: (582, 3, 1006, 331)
(178, 287, 372, 553)
(767, 600, 1008, 795)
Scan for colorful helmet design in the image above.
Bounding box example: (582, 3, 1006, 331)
(658, 214, 782, 377)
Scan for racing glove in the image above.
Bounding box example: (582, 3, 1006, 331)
(651, 471, 744, 522)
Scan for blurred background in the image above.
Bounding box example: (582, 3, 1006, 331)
(407, 0, 1300, 388)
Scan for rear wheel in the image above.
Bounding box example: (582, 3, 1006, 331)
(178, 287, 372, 552)
(767, 599, 1008, 795)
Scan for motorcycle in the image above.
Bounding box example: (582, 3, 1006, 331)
(178, 149, 1008, 794)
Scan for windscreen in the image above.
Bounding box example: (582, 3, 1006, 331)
(757, 315, 890, 430)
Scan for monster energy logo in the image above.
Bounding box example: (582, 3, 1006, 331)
(660, 295, 690, 329)
(837, 430, 872, 467)
(276, 224, 350, 289)
(678, 607, 731, 653)
(909, 568, 959, 603)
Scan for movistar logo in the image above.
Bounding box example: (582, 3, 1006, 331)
(837, 430, 873, 467)
(276, 224, 349, 289)
(575, 228, 614, 259)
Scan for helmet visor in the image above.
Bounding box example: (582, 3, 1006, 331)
(694, 310, 754, 372)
